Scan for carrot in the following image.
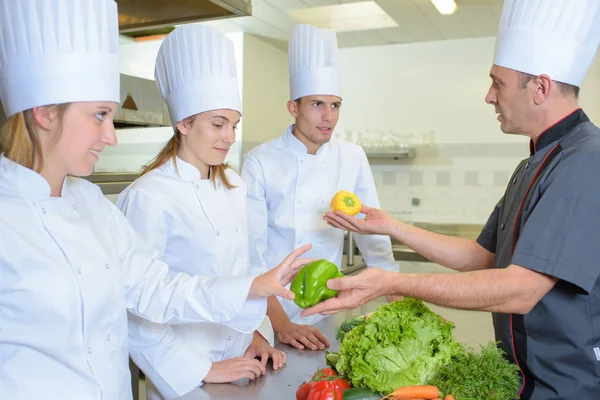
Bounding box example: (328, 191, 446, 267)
(383, 385, 440, 399)
(382, 397, 429, 400)
(444, 396, 455, 400)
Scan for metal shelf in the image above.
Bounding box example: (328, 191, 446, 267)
(82, 172, 139, 195)
(364, 147, 416, 160)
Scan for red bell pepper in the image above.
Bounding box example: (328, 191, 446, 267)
(311, 368, 337, 380)
(307, 381, 343, 400)
(297, 368, 351, 400)
(296, 381, 317, 400)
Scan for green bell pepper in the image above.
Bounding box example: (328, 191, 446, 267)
(291, 259, 344, 309)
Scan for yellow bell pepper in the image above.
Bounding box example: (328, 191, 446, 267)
(330, 190, 362, 216)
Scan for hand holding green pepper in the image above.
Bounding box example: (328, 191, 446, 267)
(291, 260, 344, 309)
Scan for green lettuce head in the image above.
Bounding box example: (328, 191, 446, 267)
(332, 298, 461, 394)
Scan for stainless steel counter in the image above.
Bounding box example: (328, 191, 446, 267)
(179, 299, 386, 400)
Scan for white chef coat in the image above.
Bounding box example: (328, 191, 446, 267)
(116, 158, 274, 400)
(0, 155, 266, 400)
(241, 125, 397, 325)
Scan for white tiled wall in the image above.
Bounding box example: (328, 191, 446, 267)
(370, 152, 526, 225)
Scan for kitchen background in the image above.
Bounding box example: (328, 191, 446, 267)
(3, 2, 590, 396)
(97, 0, 600, 227)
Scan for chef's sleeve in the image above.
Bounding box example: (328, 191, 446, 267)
(104, 196, 267, 331)
(476, 197, 503, 254)
(128, 313, 210, 399)
(240, 154, 270, 275)
(118, 189, 214, 397)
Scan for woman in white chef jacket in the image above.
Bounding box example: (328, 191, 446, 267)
(116, 25, 285, 400)
(0, 1, 312, 399)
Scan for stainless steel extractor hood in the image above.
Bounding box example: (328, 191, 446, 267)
(116, 0, 252, 37)
(115, 74, 171, 128)
(113, 0, 253, 127)
(0, 74, 169, 129)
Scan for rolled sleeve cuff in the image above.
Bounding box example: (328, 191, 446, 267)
(511, 251, 596, 294)
(210, 276, 267, 334)
(132, 346, 211, 400)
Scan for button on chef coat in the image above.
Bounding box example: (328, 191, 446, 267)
(0, 156, 266, 400)
(117, 158, 272, 399)
(241, 125, 397, 325)
(477, 110, 600, 400)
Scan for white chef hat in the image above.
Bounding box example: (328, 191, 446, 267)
(494, 0, 600, 86)
(288, 24, 342, 101)
(155, 25, 241, 125)
(0, 0, 120, 118)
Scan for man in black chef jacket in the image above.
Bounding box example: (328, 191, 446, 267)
(301, 1, 600, 399)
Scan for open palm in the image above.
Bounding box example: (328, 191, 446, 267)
(323, 205, 394, 236)
(249, 244, 317, 300)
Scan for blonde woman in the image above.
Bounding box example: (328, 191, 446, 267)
(0, 1, 311, 399)
(116, 25, 290, 399)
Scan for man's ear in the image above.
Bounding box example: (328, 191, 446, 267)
(532, 74, 553, 106)
(287, 99, 299, 119)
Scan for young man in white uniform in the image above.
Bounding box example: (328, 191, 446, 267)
(241, 24, 397, 351)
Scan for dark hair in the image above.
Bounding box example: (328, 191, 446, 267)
(518, 72, 580, 98)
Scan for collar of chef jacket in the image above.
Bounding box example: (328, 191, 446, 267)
(0, 155, 69, 200)
(529, 108, 589, 155)
(163, 156, 219, 188)
(282, 124, 332, 157)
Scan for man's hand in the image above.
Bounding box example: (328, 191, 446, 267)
(385, 295, 403, 303)
(275, 322, 330, 351)
(244, 331, 287, 370)
(301, 268, 392, 317)
(323, 205, 395, 236)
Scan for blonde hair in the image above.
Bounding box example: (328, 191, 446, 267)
(0, 104, 69, 172)
(140, 114, 235, 190)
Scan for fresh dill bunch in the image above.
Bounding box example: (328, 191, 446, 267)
(428, 342, 521, 400)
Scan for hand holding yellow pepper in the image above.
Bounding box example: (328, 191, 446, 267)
(330, 190, 362, 216)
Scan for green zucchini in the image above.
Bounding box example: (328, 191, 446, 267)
(342, 387, 382, 400)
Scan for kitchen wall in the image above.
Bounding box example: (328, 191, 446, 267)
(335, 36, 600, 225)
(241, 34, 292, 157)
